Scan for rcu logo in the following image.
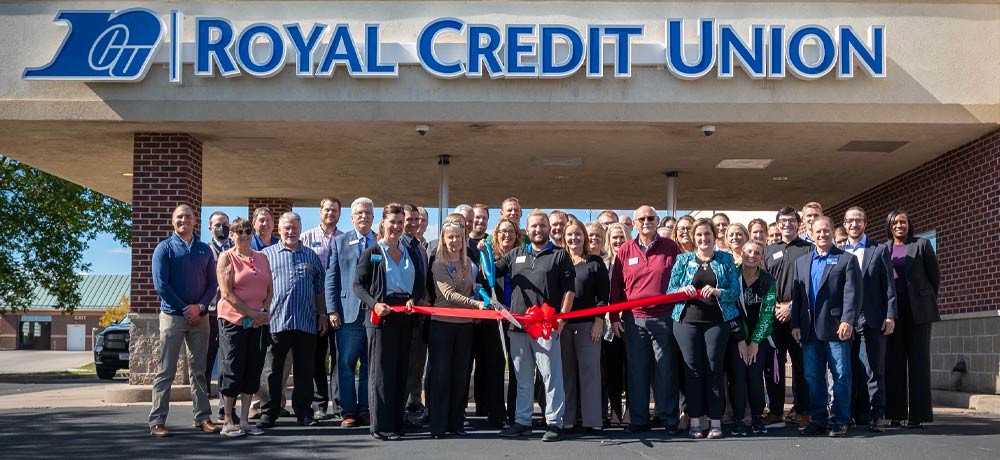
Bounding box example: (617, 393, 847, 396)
(23, 9, 163, 81)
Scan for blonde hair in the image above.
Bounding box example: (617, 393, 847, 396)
(490, 217, 524, 259)
(725, 223, 750, 253)
(436, 213, 469, 271)
(585, 222, 606, 257)
(604, 222, 629, 265)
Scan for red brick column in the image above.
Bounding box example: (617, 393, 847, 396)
(248, 197, 294, 236)
(129, 133, 203, 385)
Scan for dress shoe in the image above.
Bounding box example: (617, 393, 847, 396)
(800, 423, 828, 436)
(341, 414, 358, 427)
(797, 414, 812, 430)
(905, 421, 923, 429)
(359, 413, 371, 426)
(371, 432, 400, 441)
(762, 413, 785, 428)
(196, 421, 221, 433)
(627, 424, 650, 434)
(869, 418, 886, 432)
(430, 433, 445, 439)
(256, 417, 277, 429)
(150, 425, 170, 437)
(663, 424, 679, 436)
(448, 430, 470, 436)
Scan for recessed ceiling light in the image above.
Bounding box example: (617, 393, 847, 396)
(121, 172, 133, 177)
(554, 175, 570, 180)
(772, 176, 789, 181)
(538, 157, 583, 168)
(716, 159, 774, 169)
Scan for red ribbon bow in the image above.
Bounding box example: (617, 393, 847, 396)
(521, 303, 558, 340)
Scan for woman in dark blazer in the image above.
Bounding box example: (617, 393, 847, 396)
(354, 203, 426, 440)
(884, 210, 939, 427)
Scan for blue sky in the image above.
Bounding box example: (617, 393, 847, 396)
(84, 206, 772, 275)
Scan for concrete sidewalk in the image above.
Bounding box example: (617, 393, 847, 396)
(0, 350, 92, 374)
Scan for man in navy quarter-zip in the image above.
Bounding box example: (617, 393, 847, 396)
(148, 204, 220, 437)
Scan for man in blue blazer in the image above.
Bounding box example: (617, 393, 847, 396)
(325, 197, 377, 428)
(842, 207, 897, 432)
(791, 216, 861, 437)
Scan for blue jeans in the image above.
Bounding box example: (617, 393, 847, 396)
(803, 339, 852, 427)
(337, 317, 369, 416)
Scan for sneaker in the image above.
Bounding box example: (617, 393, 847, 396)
(499, 423, 532, 437)
(869, 418, 886, 433)
(542, 425, 562, 442)
(763, 413, 785, 428)
(256, 417, 276, 429)
(298, 417, 319, 427)
(829, 424, 848, 437)
(784, 408, 798, 422)
(314, 408, 330, 421)
(800, 423, 828, 436)
(241, 425, 265, 436)
(751, 416, 767, 434)
(732, 421, 748, 437)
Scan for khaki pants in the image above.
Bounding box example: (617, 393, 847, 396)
(148, 312, 211, 428)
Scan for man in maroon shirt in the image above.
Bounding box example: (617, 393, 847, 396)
(610, 205, 682, 434)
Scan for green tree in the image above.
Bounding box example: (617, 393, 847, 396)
(0, 155, 131, 313)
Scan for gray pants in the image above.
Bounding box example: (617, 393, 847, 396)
(560, 321, 602, 429)
(623, 313, 680, 426)
(148, 312, 211, 428)
(509, 330, 565, 427)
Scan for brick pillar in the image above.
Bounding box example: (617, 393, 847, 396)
(248, 197, 294, 236)
(129, 133, 203, 385)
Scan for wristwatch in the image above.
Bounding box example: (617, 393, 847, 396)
(199, 304, 208, 317)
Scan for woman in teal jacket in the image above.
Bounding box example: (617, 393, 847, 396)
(668, 218, 741, 439)
(725, 240, 776, 436)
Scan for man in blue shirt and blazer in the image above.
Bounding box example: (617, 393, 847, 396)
(325, 197, 376, 428)
(791, 216, 861, 437)
(842, 207, 897, 432)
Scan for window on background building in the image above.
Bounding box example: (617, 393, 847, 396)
(916, 229, 937, 251)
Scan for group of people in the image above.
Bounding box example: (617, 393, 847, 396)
(146, 197, 940, 443)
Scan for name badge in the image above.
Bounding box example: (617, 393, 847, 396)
(371, 254, 383, 263)
(515, 255, 527, 264)
(772, 251, 783, 260)
(826, 257, 838, 265)
(628, 257, 639, 266)
(311, 241, 321, 248)
(349, 239, 360, 245)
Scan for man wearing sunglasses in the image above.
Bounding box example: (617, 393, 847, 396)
(609, 205, 682, 434)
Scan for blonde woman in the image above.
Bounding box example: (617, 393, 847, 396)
(601, 221, 630, 426)
(725, 223, 750, 263)
(603, 222, 630, 269)
(672, 215, 696, 253)
(585, 222, 606, 258)
(428, 215, 485, 438)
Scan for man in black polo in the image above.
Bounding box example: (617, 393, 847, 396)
(495, 209, 575, 442)
(763, 206, 814, 429)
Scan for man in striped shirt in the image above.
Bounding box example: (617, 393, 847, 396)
(258, 212, 330, 428)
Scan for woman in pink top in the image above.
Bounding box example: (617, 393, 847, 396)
(216, 217, 273, 437)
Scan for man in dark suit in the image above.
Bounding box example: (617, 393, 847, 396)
(326, 197, 376, 428)
(791, 216, 861, 437)
(842, 207, 897, 432)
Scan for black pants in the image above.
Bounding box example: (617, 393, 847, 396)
(725, 339, 767, 420)
(673, 321, 729, 419)
(601, 336, 627, 421)
(885, 297, 934, 423)
(262, 329, 316, 421)
(218, 319, 267, 397)
(313, 330, 336, 411)
(206, 313, 220, 391)
(765, 320, 809, 415)
(851, 323, 887, 422)
(367, 308, 413, 434)
(504, 327, 518, 425)
(472, 320, 508, 424)
(428, 320, 474, 434)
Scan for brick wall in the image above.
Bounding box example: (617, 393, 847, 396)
(826, 128, 1000, 316)
(248, 197, 294, 236)
(129, 133, 203, 384)
(131, 133, 204, 315)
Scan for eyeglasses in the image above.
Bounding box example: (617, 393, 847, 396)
(443, 221, 464, 228)
(636, 216, 657, 222)
(777, 218, 798, 225)
(233, 229, 254, 236)
(498, 229, 515, 235)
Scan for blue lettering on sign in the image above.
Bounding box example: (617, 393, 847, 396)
(23, 8, 163, 81)
(23, 12, 888, 82)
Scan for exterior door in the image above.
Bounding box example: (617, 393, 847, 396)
(66, 324, 86, 351)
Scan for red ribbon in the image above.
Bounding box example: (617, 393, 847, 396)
(370, 291, 700, 339)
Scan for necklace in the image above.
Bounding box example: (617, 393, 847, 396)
(696, 252, 713, 270)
